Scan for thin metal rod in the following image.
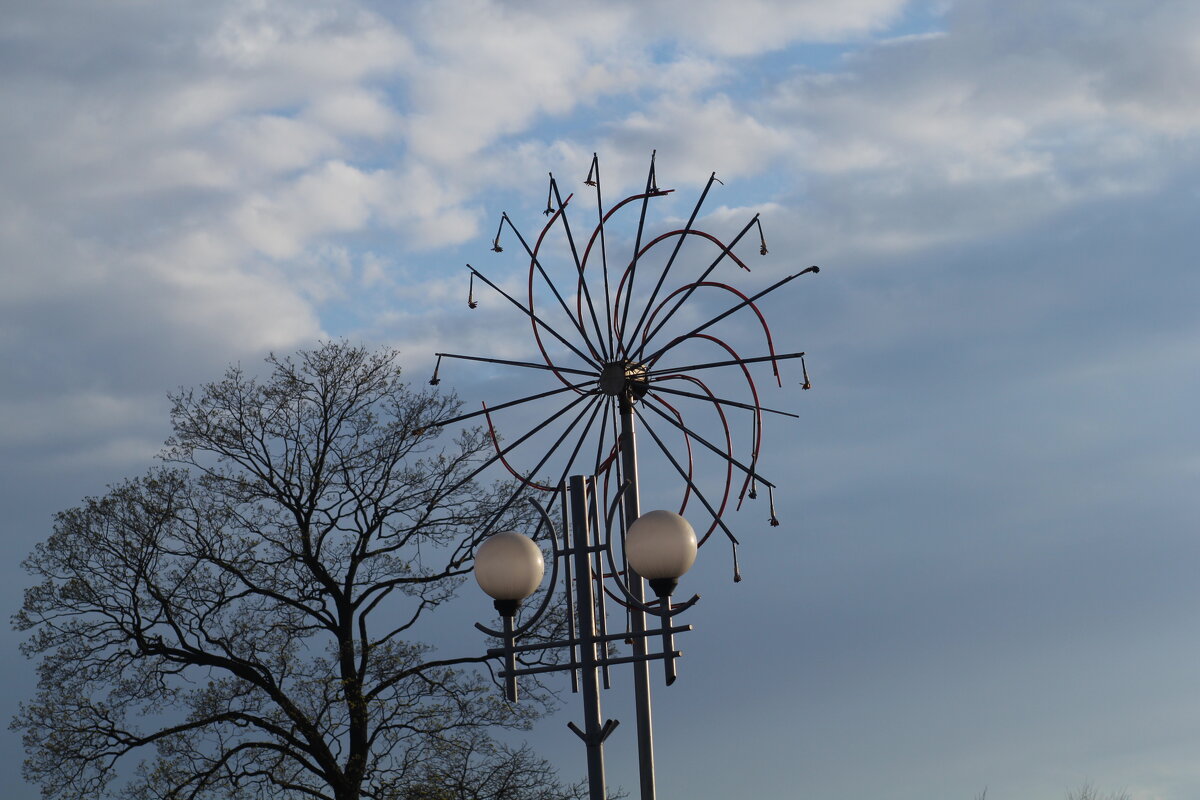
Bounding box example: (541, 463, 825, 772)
(434, 351, 596, 379)
(619, 396, 657, 800)
(550, 176, 610, 361)
(642, 267, 819, 366)
(457, 391, 596, 494)
(586, 154, 617, 358)
(661, 595, 677, 685)
(524, 200, 608, 367)
(503, 212, 604, 363)
(637, 280, 781, 386)
(490, 392, 603, 495)
(428, 379, 594, 430)
(468, 266, 601, 371)
(663, 334, 762, 507)
(592, 395, 614, 477)
(634, 409, 742, 548)
(586, 473, 613, 689)
(631, 214, 760, 362)
(505, 649, 682, 678)
(650, 387, 722, 540)
(562, 486, 579, 693)
(650, 383, 799, 419)
(569, 476, 609, 800)
(615, 152, 658, 357)
(540, 396, 608, 519)
(624, 172, 720, 349)
(488, 624, 693, 656)
(640, 398, 775, 489)
(645, 351, 807, 379)
(502, 613, 518, 702)
(459, 392, 600, 549)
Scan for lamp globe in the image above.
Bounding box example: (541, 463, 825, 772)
(474, 531, 545, 616)
(625, 510, 697, 598)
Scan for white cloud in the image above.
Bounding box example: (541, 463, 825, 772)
(731, 1, 1200, 256)
(631, 0, 908, 56)
(233, 160, 384, 259)
(304, 89, 402, 137)
(6, 0, 1200, 469)
(399, 1, 638, 163)
(608, 94, 793, 181)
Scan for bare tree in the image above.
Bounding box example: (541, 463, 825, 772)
(1067, 782, 1131, 800)
(14, 342, 580, 800)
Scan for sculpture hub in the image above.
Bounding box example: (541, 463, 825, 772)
(598, 360, 649, 399)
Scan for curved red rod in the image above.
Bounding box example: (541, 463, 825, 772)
(649, 373, 734, 547)
(575, 189, 674, 337)
(482, 402, 556, 492)
(645, 393, 695, 515)
(597, 441, 619, 475)
(595, 440, 621, 523)
(687, 333, 763, 506)
(642, 281, 782, 387)
(654, 331, 764, 508)
(610, 230, 754, 350)
(526, 194, 599, 390)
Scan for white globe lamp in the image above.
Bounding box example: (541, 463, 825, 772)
(625, 510, 698, 599)
(474, 531, 545, 616)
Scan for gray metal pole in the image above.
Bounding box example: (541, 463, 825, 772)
(569, 476, 608, 800)
(618, 394, 657, 800)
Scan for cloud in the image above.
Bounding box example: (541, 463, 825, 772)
(233, 160, 384, 259)
(628, 0, 909, 56)
(6, 0, 1200, 485)
(395, 1, 639, 164)
(725, 0, 1200, 259)
(0, 0, 416, 472)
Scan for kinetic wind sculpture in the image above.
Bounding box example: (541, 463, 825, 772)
(427, 153, 819, 800)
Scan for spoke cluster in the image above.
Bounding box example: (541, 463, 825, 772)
(429, 153, 819, 573)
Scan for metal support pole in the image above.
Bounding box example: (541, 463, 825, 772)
(501, 612, 518, 702)
(618, 395, 657, 800)
(569, 476, 611, 800)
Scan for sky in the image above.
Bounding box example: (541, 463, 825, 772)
(2, 1, 1199, 798)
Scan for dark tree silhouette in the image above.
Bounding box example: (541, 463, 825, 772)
(14, 342, 582, 800)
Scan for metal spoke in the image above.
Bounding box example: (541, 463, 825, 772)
(649, 383, 798, 419)
(442, 390, 598, 507)
(634, 407, 741, 548)
(615, 152, 659, 357)
(587, 154, 616, 359)
(645, 351, 806, 379)
(474, 392, 605, 543)
(484, 392, 604, 492)
(549, 176, 610, 361)
(541, 394, 608, 518)
(631, 214, 760, 361)
(502, 211, 605, 363)
(468, 266, 601, 371)
(623, 171, 720, 348)
(427, 380, 596, 430)
(640, 397, 775, 489)
(434, 352, 596, 380)
(642, 266, 820, 365)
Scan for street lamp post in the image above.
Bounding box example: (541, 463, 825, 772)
(426, 153, 819, 800)
(473, 475, 698, 800)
